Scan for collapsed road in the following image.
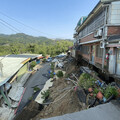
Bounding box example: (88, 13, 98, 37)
(15, 62, 51, 115)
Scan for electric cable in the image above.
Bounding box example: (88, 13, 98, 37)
(0, 21, 18, 33)
(0, 19, 21, 33)
(0, 11, 60, 38)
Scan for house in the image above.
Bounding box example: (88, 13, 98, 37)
(73, 0, 120, 80)
(0, 54, 41, 108)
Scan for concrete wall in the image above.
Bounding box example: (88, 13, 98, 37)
(71, 49, 76, 58)
(108, 48, 116, 74)
(109, 55, 116, 74)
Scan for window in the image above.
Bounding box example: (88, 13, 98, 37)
(81, 45, 89, 54)
(96, 45, 103, 58)
(78, 10, 105, 38)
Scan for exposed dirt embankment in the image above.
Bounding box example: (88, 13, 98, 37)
(32, 58, 82, 120)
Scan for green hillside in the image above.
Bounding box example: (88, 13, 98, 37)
(0, 33, 73, 56)
(0, 33, 54, 45)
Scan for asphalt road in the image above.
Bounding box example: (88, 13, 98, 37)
(16, 63, 51, 114)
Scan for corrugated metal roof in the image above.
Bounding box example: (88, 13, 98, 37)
(0, 57, 27, 86)
(107, 35, 120, 41)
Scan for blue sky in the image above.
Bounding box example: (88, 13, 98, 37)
(0, 0, 100, 39)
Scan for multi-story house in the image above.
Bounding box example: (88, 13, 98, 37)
(74, 0, 120, 78)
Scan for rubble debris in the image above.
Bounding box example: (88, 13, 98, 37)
(8, 85, 24, 102)
(0, 106, 14, 120)
(33, 78, 82, 120)
(57, 62, 64, 68)
(80, 66, 92, 74)
(5, 82, 11, 91)
(52, 58, 58, 63)
(18, 72, 31, 86)
(33, 57, 82, 120)
(13, 56, 120, 120)
(76, 89, 86, 104)
(14, 101, 41, 120)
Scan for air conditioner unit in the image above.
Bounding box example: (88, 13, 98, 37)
(94, 29, 102, 38)
(100, 41, 105, 48)
(98, 29, 102, 36)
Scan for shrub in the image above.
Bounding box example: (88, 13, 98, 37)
(104, 85, 118, 99)
(51, 62, 54, 71)
(28, 96, 33, 101)
(56, 71, 63, 78)
(93, 88, 104, 97)
(50, 73, 54, 78)
(42, 58, 46, 62)
(33, 86, 40, 92)
(30, 61, 37, 69)
(78, 73, 96, 89)
(41, 90, 50, 101)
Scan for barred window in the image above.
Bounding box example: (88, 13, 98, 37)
(81, 45, 89, 54)
(96, 45, 103, 58)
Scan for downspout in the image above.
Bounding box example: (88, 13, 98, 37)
(102, 6, 108, 72)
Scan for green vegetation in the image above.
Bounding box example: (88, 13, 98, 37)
(0, 33, 73, 56)
(50, 73, 54, 78)
(93, 88, 104, 97)
(30, 61, 37, 69)
(42, 58, 46, 62)
(51, 62, 55, 71)
(41, 90, 50, 101)
(78, 73, 96, 89)
(28, 96, 33, 101)
(56, 71, 63, 78)
(104, 85, 118, 99)
(33, 86, 40, 92)
(93, 88, 99, 96)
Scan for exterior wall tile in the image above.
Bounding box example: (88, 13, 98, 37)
(108, 26, 120, 36)
(81, 33, 96, 43)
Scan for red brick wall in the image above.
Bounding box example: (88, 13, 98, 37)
(108, 26, 120, 36)
(76, 42, 107, 66)
(82, 54, 90, 60)
(95, 57, 107, 65)
(81, 33, 96, 43)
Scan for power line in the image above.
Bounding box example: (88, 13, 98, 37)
(0, 19, 21, 33)
(0, 21, 18, 33)
(0, 11, 59, 37)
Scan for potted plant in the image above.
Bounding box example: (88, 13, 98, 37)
(93, 88, 104, 100)
(78, 73, 96, 90)
(96, 91, 103, 100)
(88, 87, 93, 93)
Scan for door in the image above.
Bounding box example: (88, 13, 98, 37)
(116, 49, 120, 75)
(91, 45, 95, 64)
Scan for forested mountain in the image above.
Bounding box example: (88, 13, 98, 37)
(0, 33, 73, 56)
(0, 33, 53, 45)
